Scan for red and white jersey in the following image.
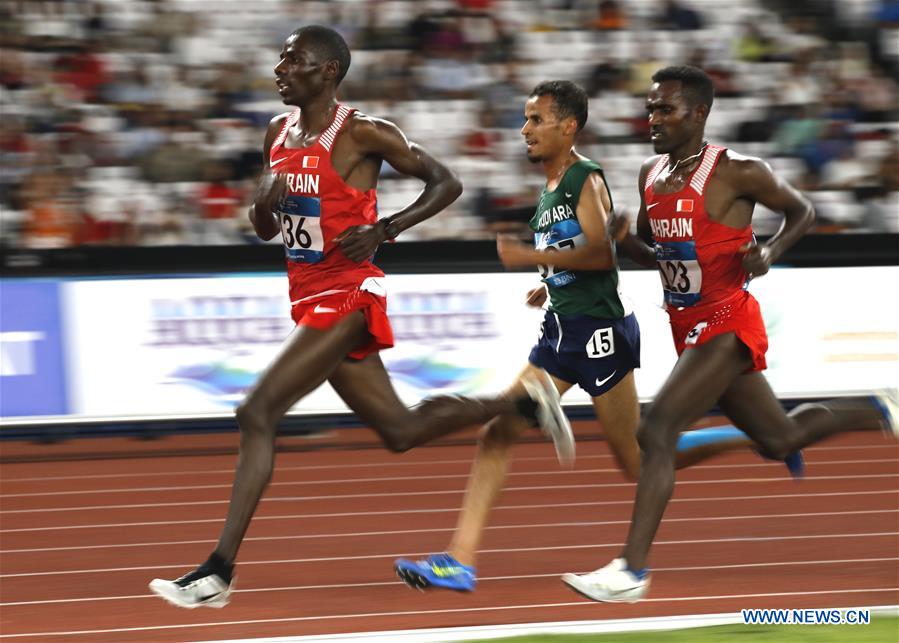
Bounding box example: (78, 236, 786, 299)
(269, 104, 384, 304)
(644, 145, 752, 310)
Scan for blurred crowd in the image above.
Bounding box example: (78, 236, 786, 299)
(1, 0, 897, 249)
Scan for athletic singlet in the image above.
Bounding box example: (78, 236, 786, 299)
(529, 159, 627, 319)
(269, 105, 384, 304)
(643, 145, 752, 310)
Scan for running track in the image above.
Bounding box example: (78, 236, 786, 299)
(0, 425, 897, 642)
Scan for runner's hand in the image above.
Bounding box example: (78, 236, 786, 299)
(336, 224, 386, 262)
(526, 285, 547, 308)
(740, 240, 772, 278)
(497, 235, 534, 268)
(255, 172, 288, 214)
(608, 212, 630, 243)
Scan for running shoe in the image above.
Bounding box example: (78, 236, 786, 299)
(149, 559, 234, 608)
(394, 553, 477, 592)
(561, 557, 650, 603)
(782, 451, 805, 479)
(522, 368, 575, 466)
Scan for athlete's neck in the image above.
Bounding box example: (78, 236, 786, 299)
(542, 149, 578, 188)
(667, 135, 708, 171)
(295, 95, 339, 136)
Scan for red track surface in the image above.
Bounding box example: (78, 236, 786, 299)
(1, 425, 897, 642)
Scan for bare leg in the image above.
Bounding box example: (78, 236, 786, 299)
(213, 312, 373, 563)
(444, 366, 574, 567)
(327, 354, 530, 454)
(621, 333, 754, 570)
(592, 371, 641, 481)
(718, 372, 885, 459)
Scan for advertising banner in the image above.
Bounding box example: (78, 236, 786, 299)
(1, 266, 897, 422)
(0, 280, 68, 417)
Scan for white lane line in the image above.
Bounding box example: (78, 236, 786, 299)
(3, 489, 896, 534)
(7, 483, 899, 520)
(2, 531, 896, 579)
(3, 459, 896, 499)
(0, 444, 896, 484)
(3, 509, 896, 555)
(1, 588, 896, 638)
(194, 606, 899, 643)
(3, 557, 896, 607)
(3, 473, 896, 515)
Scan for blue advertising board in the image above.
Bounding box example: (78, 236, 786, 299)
(0, 280, 68, 417)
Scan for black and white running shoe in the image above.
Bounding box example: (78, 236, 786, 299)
(149, 559, 234, 609)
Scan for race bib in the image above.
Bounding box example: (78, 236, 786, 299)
(279, 195, 324, 263)
(535, 219, 586, 288)
(655, 241, 702, 307)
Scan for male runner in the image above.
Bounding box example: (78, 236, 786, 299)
(148, 26, 572, 609)
(561, 65, 899, 603)
(393, 80, 801, 593)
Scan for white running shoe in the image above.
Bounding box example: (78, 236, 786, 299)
(149, 565, 233, 608)
(874, 388, 899, 438)
(522, 368, 575, 466)
(561, 557, 650, 603)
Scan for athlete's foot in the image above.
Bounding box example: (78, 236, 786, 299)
(394, 553, 477, 592)
(873, 388, 899, 438)
(561, 557, 650, 603)
(521, 368, 575, 466)
(149, 553, 234, 608)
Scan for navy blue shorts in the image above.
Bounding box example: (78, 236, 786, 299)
(528, 310, 641, 397)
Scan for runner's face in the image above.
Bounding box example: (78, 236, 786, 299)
(646, 81, 699, 154)
(273, 35, 330, 106)
(521, 95, 572, 163)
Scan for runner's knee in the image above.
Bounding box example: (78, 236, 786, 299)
(235, 399, 277, 438)
(479, 417, 519, 450)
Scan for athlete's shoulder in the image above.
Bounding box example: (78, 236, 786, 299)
(715, 148, 774, 185)
(344, 111, 404, 142)
(640, 154, 665, 172)
(268, 111, 294, 132)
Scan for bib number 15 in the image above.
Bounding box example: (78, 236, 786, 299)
(586, 327, 615, 359)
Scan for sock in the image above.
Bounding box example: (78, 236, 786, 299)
(626, 564, 650, 580)
(676, 426, 748, 452)
(206, 552, 234, 582)
(515, 395, 540, 426)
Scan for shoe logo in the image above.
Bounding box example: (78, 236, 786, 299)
(270, 157, 289, 168)
(431, 565, 469, 578)
(595, 370, 616, 388)
(197, 592, 222, 602)
(313, 304, 338, 314)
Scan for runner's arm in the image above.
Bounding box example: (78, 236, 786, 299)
(497, 172, 615, 271)
(248, 114, 290, 241)
(612, 160, 657, 268)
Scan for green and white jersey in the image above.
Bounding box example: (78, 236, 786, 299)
(530, 158, 626, 319)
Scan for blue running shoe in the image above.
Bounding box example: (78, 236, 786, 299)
(394, 553, 477, 592)
(783, 451, 805, 479)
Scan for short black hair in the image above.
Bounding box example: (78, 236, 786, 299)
(651, 65, 714, 110)
(290, 25, 351, 85)
(529, 80, 588, 132)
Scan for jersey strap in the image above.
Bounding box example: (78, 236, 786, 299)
(319, 104, 354, 152)
(688, 145, 725, 195)
(272, 109, 301, 150)
(644, 155, 669, 191)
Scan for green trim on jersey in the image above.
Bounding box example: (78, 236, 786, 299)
(529, 158, 626, 319)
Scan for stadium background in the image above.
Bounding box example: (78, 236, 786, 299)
(0, 1, 897, 641)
